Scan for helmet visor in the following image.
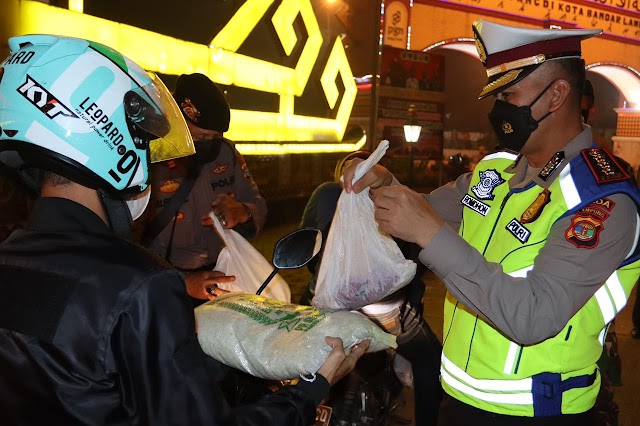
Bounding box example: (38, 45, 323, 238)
(127, 73, 195, 163)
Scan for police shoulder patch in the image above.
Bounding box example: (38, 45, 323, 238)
(581, 148, 630, 184)
(565, 213, 604, 248)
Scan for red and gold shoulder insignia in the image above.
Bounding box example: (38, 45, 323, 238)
(565, 214, 604, 248)
(581, 148, 630, 184)
(159, 180, 180, 193)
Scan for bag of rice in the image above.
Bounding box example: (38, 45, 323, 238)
(195, 292, 397, 380)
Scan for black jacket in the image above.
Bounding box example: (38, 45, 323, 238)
(0, 197, 326, 425)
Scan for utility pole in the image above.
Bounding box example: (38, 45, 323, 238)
(368, 0, 383, 149)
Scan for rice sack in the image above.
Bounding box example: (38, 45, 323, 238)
(195, 292, 397, 380)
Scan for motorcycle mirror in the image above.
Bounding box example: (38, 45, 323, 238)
(256, 228, 322, 295)
(273, 227, 322, 269)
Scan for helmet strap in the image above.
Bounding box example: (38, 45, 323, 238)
(99, 193, 133, 241)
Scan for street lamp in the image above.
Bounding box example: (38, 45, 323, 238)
(403, 105, 422, 188)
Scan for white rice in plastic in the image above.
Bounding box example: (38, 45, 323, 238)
(195, 292, 397, 380)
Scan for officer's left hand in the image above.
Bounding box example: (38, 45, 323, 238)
(370, 185, 444, 249)
(205, 194, 251, 229)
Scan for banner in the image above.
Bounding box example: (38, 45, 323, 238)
(384, 0, 410, 48)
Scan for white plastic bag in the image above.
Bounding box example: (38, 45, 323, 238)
(195, 292, 397, 380)
(211, 213, 291, 302)
(312, 140, 417, 310)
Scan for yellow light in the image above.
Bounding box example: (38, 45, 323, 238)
(236, 133, 366, 155)
(16, 0, 358, 154)
(68, 0, 83, 13)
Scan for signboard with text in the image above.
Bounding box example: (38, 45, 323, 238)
(384, 0, 411, 48)
(434, 0, 640, 40)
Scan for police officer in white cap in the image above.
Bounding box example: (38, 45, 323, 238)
(341, 19, 640, 425)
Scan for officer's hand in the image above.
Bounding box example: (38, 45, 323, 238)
(184, 270, 235, 300)
(207, 194, 251, 229)
(317, 338, 370, 386)
(342, 159, 393, 194)
(370, 185, 444, 249)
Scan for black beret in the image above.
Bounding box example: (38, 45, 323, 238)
(173, 73, 230, 132)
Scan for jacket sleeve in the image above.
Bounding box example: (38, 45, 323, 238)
(419, 193, 638, 345)
(106, 270, 327, 425)
(423, 172, 472, 231)
(229, 145, 268, 239)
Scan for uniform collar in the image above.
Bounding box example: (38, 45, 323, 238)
(29, 197, 111, 235)
(505, 125, 594, 189)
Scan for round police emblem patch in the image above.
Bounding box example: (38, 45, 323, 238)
(565, 214, 603, 248)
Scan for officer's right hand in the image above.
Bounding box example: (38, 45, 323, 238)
(317, 337, 370, 385)
(342, 159, 393, 194)
(184, 270, 235, 300)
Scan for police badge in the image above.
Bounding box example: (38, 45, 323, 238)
(471, 169, 506, 200)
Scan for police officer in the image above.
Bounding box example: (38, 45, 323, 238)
(0, 35, 368, 424)
(343, 20, 640, 425)
(142, 73, 268, 300)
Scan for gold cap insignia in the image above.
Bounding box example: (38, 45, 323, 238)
(478, 69, 522, 99)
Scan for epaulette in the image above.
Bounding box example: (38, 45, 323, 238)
(581, 147, 631, 184)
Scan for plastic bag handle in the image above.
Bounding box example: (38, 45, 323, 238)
(209, 211, 230, 245)
(350, 139, 390, 185)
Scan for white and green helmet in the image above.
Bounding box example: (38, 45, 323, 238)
(0, 34, 195, 197)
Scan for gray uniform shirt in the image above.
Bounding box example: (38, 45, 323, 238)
(416, 127, 638, 344)
(147, 140, 267, 270)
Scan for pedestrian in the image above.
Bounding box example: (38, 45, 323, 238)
(342, 19, 640, 425)
(139, 73, 268, 301)
(300, 150, 443, 425)
(0, 34, 368, 424)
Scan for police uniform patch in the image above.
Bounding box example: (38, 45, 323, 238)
(565, 214, 604, 248)
(581, 148, 630, 184)
(538, 152, 565, 181)
(578, 205, 610, 221)
(461, 194, 491, 216)
(242, 162, 251, 179)
(591, 197, 615, 212)
(211, 163, 229, 174)
(159, 179, 180, 193)
(506, 219, 531, 243)
(521, 189, 550, 224)
(471, 169, 505, 200)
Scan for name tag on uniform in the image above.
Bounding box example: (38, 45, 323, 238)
(461, 194, 491, 216)
(506, 219, 531, 243)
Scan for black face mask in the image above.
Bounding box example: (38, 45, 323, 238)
(194, 138, 223, 165)
(488, 81, 555, 152)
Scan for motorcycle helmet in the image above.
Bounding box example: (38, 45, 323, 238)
(0, 34, 195, 199)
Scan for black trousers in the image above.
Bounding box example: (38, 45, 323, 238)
(437, 394, 595, 426)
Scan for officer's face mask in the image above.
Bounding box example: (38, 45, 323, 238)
(194, 138, 223, 165)
(488, 80, 555, 152)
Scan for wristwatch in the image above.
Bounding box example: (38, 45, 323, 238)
(242, 203, 253, 223)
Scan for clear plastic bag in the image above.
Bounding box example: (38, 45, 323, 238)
(212, 213, 291, 302)
(312, 140, 416, 310)
(195, 293, 397, 380)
